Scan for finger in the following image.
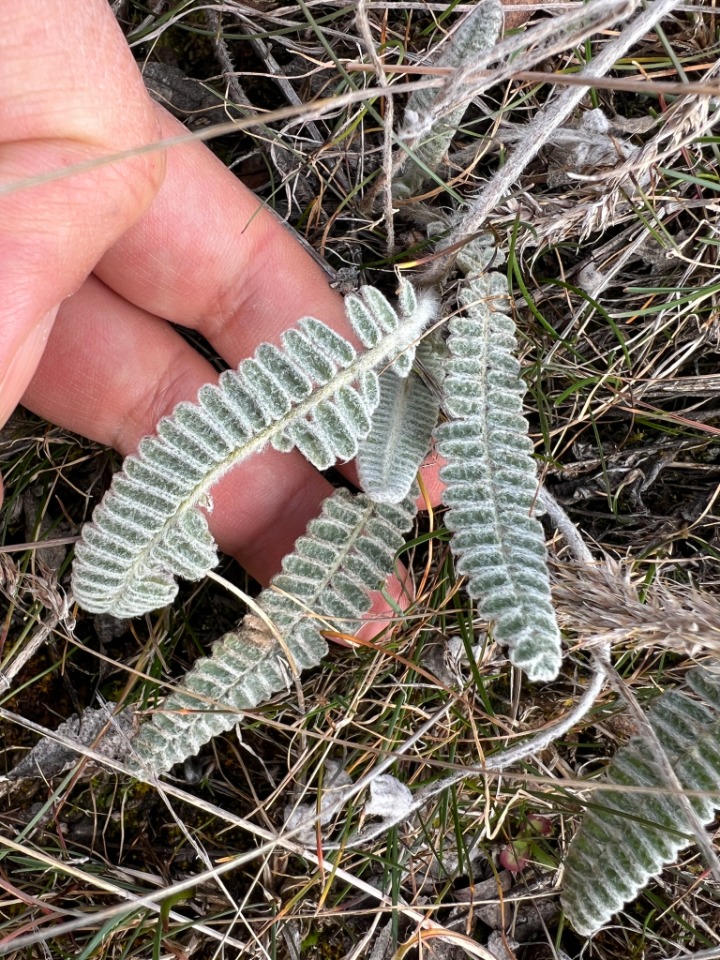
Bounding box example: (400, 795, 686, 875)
(94, 108, 354, 367)
(92, 108, 444, 502)
(0, 0, 164, 429)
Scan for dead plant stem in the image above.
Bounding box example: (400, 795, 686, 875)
(425, 0, 687, 281)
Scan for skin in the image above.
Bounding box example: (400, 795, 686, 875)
(0, 0, 442, 632)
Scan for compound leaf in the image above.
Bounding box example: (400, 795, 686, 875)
(562, 668, 720, 935)
(435, 264, 561, 681)
(357, 335, 444, 503)
(72, 281, 430, 618)
(131, 488, 417, 773)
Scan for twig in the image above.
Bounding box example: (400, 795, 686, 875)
(0, 596, 71, 693)
(537, 487, 594, 565)
(346, 62, 720, 100)
(335, 661, 607, 848)
(1, 702, 503, 959)
(246, 34, 325, 149)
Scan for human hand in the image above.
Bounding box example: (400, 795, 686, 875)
(1, 0, 441, 622)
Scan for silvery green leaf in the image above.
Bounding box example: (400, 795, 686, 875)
(72, 283, 430, 618)
(562, 669, 720, 935)
(394, 0, 503, 198)
(130, 489, 417, 773)
(435, 270, 561, 682)
(357, 337, 443, 503)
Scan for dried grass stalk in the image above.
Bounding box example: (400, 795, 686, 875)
(552, 557, 720, 665)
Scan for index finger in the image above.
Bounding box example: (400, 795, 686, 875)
(25, 103, 443, 506)
(94, 108, 354, 368)
(92, 108, 445, 505)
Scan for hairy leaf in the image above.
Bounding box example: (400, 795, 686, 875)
(357, 334, 444, 503)
(394, 0, 503, 198)
(6, 704, 136, 781)
(72, 282, 430, 618)
(562, 668, 720, 935)
(434, 268, 561, 681)
(131, 489, 417, 773)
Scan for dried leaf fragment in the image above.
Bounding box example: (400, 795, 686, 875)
(5, 704, 136, 781)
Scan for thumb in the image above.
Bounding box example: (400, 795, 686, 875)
(0, 0, 165, 436)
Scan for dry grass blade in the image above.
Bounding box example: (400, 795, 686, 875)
(2, 700, 503, 958)
(554, 558, 720, 665)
